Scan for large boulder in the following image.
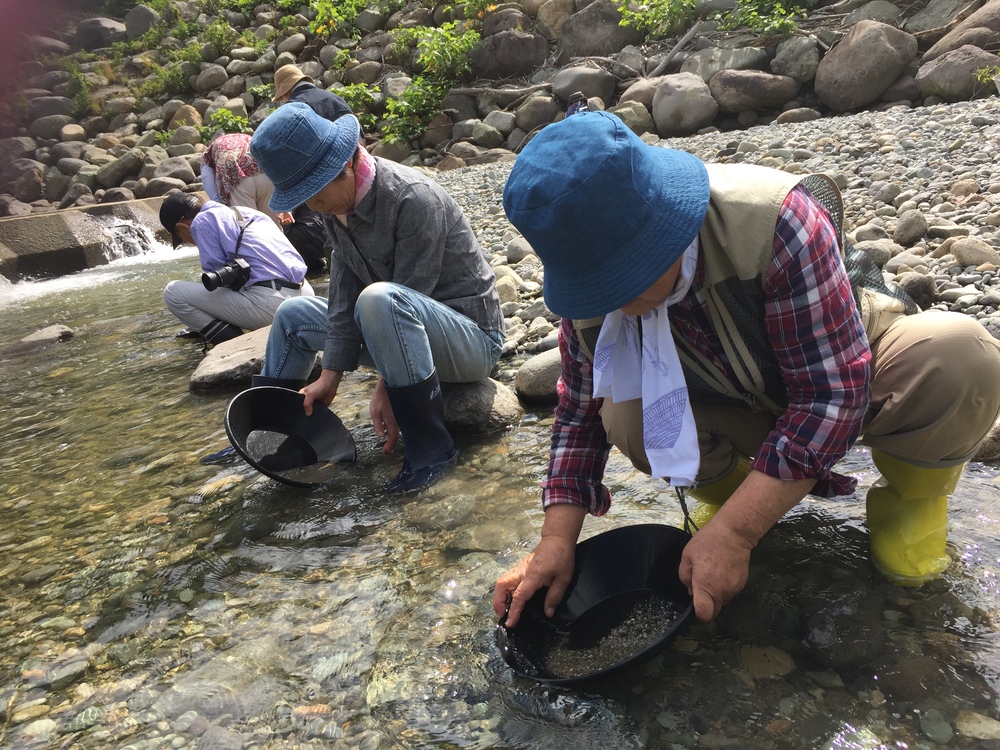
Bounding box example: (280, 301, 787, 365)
(76, 18, 127, 51)
(651, 72, 719, 136)
(469, 30, 549, 79)
(915, 44, 1000, 100)
(124, 5, 161, 40)
(680, 46, 770, 83)
(443, 379, 524, 434)
(770, 36, 822, 85)
(536, 0, 575, 39)
(556, 0, 644, 65)
(814, 20, 918, 111)
(550, 65, 617, 106)
(708, 69, 799, 112)
(922, 0, 1000, 61)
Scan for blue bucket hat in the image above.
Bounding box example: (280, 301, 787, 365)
(250, 102, 361, 212)
(502, 111, 710, 319)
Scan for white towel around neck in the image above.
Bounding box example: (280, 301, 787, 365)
(591, 241, 700, 486)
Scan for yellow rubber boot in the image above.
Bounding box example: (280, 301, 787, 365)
(687, 454, 753, 527)
(866, 450, 964, 586)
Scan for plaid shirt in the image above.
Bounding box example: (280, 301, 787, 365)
(542, 185, 871, 514)
(201, 133, 261, 204)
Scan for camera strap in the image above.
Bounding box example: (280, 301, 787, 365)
(230, 207, 257, 257)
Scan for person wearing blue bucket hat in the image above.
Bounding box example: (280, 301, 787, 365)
(248, 103, 505, 493)
(494, 110, 1000, 626)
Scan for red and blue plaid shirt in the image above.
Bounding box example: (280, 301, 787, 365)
(542, 185, 871, 515)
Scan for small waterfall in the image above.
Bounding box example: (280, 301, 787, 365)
(98, 215, 162, 262)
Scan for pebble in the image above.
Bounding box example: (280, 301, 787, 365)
(5, 96, 1000, 750)
(433, 99, 1000, 367)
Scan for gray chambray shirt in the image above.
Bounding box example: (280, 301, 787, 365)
(320, 157, 505, 372)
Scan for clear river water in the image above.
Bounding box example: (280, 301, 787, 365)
(1, 236, 999, 749)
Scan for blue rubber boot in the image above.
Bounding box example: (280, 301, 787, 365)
(384, 370, 458, 493)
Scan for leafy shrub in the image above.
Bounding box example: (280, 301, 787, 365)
(392, 23, 479, 80)
(65, 67, 94, 118)
(381, 76, 448, 145)
(377, 22, 479, 144)
(134, 62, 189, 98)
(204, 19, 238, 52)
(311, 0, 407, 35)
(197, 108, 252, 144)
(719, 0, 802, 34)
(328, 48, 353, 70)
(247, 83, 275, 99)
(617, 0, 699, 38)
(337, 83, 380, 132)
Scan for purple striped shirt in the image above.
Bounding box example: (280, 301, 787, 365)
(542, 185, 871, 514)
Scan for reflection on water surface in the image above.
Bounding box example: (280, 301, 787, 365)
(1, 250, 999, 749)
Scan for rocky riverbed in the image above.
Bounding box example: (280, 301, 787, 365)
(3, 71, 1000, 750)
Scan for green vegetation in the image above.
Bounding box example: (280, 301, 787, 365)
(64, 65, 95, 118)
(379, 22, 479, 145)
(82, 0, 483, 146)
(155, 128, 174, 147)
(719, 0, 803, 34)
(381, 77, 447, 144)
(336, 83, 380, 133)
(247, 83, 275, 100)
(392, 23, 479, 80)
(618, 0, 806, 38)
(618, 0, 699, 38)
(974, 62, 1000, 96)
(328, 48, 353, 70)
(197, 108, 252, 144)
(204, 18, 238, 52)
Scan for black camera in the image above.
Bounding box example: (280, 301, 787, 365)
(202, 258, 252, 291)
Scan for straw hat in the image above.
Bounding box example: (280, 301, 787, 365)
(273, 65, 313, 100)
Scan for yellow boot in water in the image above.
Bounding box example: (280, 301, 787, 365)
(866, 450, 964, 586)
(687, 454, 753, 528)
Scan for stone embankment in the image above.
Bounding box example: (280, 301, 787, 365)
(3, 0, 1000, 223)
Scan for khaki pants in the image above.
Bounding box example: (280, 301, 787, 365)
(601, 311, 1000, 483)
(228, 172, 282, 226)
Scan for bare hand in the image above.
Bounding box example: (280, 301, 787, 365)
(369, 378, 399, 453)
(493, 535, 577, 628)
(300, 370, 341, 416)
(678, 519, 754, 622)
(278, 211, 294, 225)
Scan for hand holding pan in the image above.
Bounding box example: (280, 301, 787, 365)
(224, 386, 356, 488)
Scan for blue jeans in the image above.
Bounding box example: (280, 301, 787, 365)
(262, 282, 503, 387)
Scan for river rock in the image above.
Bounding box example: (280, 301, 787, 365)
(125, 4, 160, 39)
(189, 326, 272, 390)
(652, 73, 720, 136)
(951, 237, 1000, 267)
(915, 44, 1000, 102)
(443, 378, 523, 434)
(515, 347, 561, 403)
(955, 710, 1000, 740)
(815, 20, 918, 111)
(923, 0, 1000, 61)
(76, 18, 127, 50)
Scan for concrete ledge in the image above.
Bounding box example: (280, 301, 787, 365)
(0, 198, 170, 281)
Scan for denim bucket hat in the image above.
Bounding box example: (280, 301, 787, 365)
(250, 102, 361, 212)
(502, 111, 710, 319)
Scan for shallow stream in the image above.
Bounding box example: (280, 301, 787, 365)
(1, 243, 999, 749)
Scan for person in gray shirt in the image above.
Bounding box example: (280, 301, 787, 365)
(250, 104, 505, 493)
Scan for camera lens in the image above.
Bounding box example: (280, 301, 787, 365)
(202, 259, 251, 291)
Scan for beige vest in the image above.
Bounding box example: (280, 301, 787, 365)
(573, 164, 914, 413)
